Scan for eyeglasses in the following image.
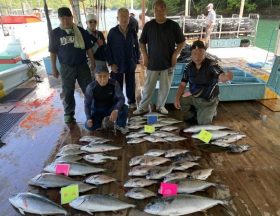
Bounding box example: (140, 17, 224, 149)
(88, 20, 97, 24)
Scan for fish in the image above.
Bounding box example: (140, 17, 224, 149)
(165, 149, 190, 158)
(174, 153, 201, 162)
(140, 156, 171, 166)
(228, 144, 251, 153)
(160, 126, 180, 132)
(144, 149, 166, 157)
(129, 155, 147, 166)
(56, 148, 85, 157)
(152, 131, 176, 138)
(127, 138, 146, 144)
(128, 124, 145, 130)
(189, 168, 213, 180)
(130, 116, 146, 122)
(125, 188, 156, 200)
(172, 160, 199, 171)
(44, 162, 105, 176)
(83, 153, 118, 164)
(150, 122, 171, 128)
(192, 130, 239, 140)
(143, 135, 167, 143)
(184, 125, 229, 133)
(126, 132, 147, 139)
(124, 178, 157, 188)
(144, 194, 229, 215)
(171, 179, 219, 194)
(28, 173, 95, 193)
(69, 194, 135, 214)
(163, 172, 190, 182)
(54, 154, 83, 163)
(164, 136, 187, 142)
(9, 192, 67, 215)
(81, 143, 121, 153)
(128, 165, 154, 176)
(128, 120, 146, 125)
(79, 136, 111, 143)
(214, 134, 246, 143)
(160, 119, 183, 124)
(60, 144, 81, 152)
(85, 174, 116, 185)
(146, 166, 174, 180)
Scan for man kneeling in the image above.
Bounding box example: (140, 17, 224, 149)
(84, 65, 129, 134)
(174, 40, 233, 125)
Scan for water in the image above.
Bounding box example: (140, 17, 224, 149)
(256, 19, 279, 51)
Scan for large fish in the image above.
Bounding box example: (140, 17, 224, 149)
(9, 192, 67, 215)
(81, 143, 121, 153)
(152, 131, 176, 138)
(44, 162, 105, 176)
(69, 194, 135, 214)
(160, 126, 180, 132)
(192, 130, 239, 140)
(124, 178, 157, 188)
(146, 166, 174, 180)
(56, 148, 85, 157)
(171, 179, 219, 193)
(85, 174, 116, 185)
(60, 144, 81, 152)
(144, 194, 229, 215)
(189, 168, 213, 180)
(125, 188, 156, 200)
(184, 125, 229, 133)
(28, 173, 95, 193)
(83, 153, 118, 164)
(214, 134, 246, 143)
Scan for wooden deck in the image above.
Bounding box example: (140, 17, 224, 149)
(0, 57, 280, 215)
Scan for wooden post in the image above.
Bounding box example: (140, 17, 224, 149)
(185, 0, 190, 17)
(239, 0, 245, 18)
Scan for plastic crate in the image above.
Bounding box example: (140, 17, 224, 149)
(43, 56, 60, 75)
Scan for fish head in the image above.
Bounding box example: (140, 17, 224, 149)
(9, 193, 25, 209)
(144, 199, 165, 214)
(28, 174, 42, 185)
(69, 197, 85, 208)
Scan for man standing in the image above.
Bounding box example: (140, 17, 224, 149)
(205, 3, 216, 47)
(106, 7, 140, 109)
(133, 0, 185, 115)
(49, 7, 95, 123)
(174, 40, 233, 125)
(129, 11, 139, 34)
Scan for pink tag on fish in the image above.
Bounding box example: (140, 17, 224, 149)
(55, 164, 70, 176)
(159, 182, 178, 197)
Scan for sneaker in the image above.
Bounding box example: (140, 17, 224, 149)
(116, 125, 129, 134)
(157, 106, 168, 115)
(64, 115, 76, 123)
(133, 108, 148, 115)
(101, 116, 110, 129)
(128, 103, 137, 109)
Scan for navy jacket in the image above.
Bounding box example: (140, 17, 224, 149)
(106, 25, 140, 73)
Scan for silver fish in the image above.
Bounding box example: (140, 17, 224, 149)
(128, 120, 146, 125)
(44, 162, 105, 176)
(174, 153, 201, 162)
(208, 142, 232, 148)
(127, 138, 146, 144)
(164, 136, 187, 142)
(146, 166, 174, 180)
(81, 143, 121, 153)
(184, 125, 229, 133)
(144, 194, 229, 215)
(28, 173, 95, 193)
(160, 119, 183, 124)
(125, 188, 156, 200)
(128, 165, 154, 176)
(160, 126, 180, 132)
(129, 155, 147, 166)
(83, 153, 117, 164)
(189, 168, 213, 180)
(150, 122, 171, 128)
(192, 130, 239, 140)
(85, 174, 116, 185)
(60, 144, 81, 152)
(124, 178, 157, 188)
(165, 149, 190, 158)
(172, 160, 199, 171)
(214, 134, 246, 143)
(55, 154, 83, 163)
(152, 131, 176, 138)
(130, 116, 146, 121)
(56, 148, 85, 157)
(128, 124, 144, 130)
(79, 135, 110, 143)
(172, 179, 218, 193)
(126, 132, 147, 139)
(228, 144, 251, 153)
(144, 149, 166, 157)
(143, 135, 167, 143)
(69, 194, 135, 214)
(9, 192, 67, 215)
(163, 172, 190, 182)
(140, 156, 171, 166)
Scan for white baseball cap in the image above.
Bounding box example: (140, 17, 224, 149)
(86, 13, 98, 22)
(207, 3, 214, 9)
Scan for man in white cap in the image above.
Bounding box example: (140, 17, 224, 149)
(86, 13, 107, 78)
(205, 3, 216, 47)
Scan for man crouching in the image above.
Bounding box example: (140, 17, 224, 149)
(174, 40, 233, 125)
(84, 65, 129, 134)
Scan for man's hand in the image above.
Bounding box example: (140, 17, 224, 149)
(110, 110, 118, 122)
(174, 98, 181, 109)
(111, 64, 118, 73)
(52, 68, 59, 79)
(87, 119, 93, 128)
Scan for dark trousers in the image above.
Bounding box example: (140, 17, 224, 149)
(110, 65, 136, 104)
(85, 105, 128, 131)
(60, 63, 92, 116)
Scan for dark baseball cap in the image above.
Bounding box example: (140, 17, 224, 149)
(95, 64, 109, 74)
(58, 7, 72, 17)
(191, 40, 206, 51)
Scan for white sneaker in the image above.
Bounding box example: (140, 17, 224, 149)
(133, 108, 148, 115)
(158, 107, 168, 115)
(116, 125, 129, 134)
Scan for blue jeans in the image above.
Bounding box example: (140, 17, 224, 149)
(85, 105, 128, 131)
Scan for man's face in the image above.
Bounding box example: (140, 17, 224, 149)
(154, 4, 166, 21)
(118, 11, 129, 28)
(87, 19, 97, 31)
(59, 16, 73, 29)
(191, 48, 206, 65)
(96, 72, 109, 86)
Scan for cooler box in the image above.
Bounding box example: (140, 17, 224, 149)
(43, 56, 60, 75)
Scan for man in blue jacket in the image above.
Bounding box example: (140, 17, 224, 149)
(106, 7, 140, 109)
